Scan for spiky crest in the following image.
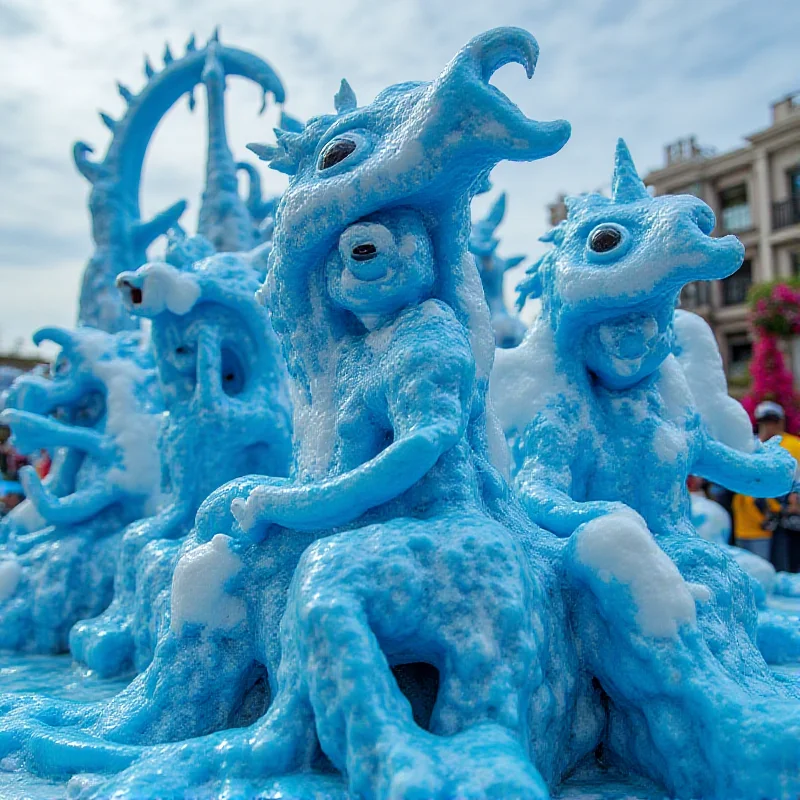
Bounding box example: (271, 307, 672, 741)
(334, 79, 358, 114)
(117, 82, 134, 104)
(99, 112, 117, 132)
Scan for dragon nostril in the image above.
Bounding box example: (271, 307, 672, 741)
(351, 243, 378, 262)
(694, 206, 715, 236)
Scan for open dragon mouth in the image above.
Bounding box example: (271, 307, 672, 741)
(117, 279, 143, 305)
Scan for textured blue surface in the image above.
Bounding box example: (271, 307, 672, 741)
(470, 192, 527, 348)
(74, 31, 285, 333)
(1, 24, 799, 800)
(69, 230, 292, 678)
(0, 328, 163, 653)
(492, 140, 800, 798)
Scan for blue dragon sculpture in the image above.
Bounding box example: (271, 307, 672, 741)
(68, 228, 293, 678)
(0, 28, 588, 800)
(469, 192, 527, 348)
(0, 327, 163, 652)
(75, 30, 285, 333)
(491, 140, 800, 798)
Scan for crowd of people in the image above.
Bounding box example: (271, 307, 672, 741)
(702, 401, 800, 573)
(0, 424, 50, 517)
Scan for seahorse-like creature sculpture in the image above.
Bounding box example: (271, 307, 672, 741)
(69, 228, 293, 677)
(491, 140, 800, 798)
(0, 328, 163, 652)
(470, 192, 527, 348)
(0, 28, 589, 800)
(75, 31, 285, 333)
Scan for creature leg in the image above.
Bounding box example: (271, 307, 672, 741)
(565, 512, 800, 799)
(283, 516, 550, 800)
(0, 517, 123, 655)
(70, 508, 186, 677)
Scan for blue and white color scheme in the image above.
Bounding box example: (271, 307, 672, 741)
(1, 25, 799, 800)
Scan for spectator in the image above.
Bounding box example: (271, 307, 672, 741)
(732, 402, 800, 568)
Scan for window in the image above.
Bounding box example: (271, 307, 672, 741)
(726, 333, 753, 387)
(719, 184, 752, 233)
(792, 251, 800, 277)
(679, 281, 710, 310)
(789, 166, 800, 198)
(721, 258, 752, 306)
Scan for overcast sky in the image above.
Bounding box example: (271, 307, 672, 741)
(0, 0, 797, 357)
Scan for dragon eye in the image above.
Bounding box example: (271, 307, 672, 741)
(319, 138, 357, 170)
(589, 226, 623, 253)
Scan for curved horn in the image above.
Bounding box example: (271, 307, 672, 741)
(435, 27, 570, 162)
(32, 327, 78, 352)
(72, 142, 106, 184)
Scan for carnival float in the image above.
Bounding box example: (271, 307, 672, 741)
(0, 25, 799, 800)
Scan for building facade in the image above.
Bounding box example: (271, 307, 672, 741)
(644, 93, 800, 392)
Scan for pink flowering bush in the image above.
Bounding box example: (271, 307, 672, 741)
(750, 280, 800, 337)
(742, 332, 800, 434)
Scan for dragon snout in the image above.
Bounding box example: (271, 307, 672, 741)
(116, 273, 144, 306)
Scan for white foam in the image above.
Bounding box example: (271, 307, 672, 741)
(138, 263, 201, 317)
(170, 534, 246, 633)
(575, 510, 698, 638)
(491, 320, 573, 436)
(674, 310, 755, 454)
(0, 558, 22, 602)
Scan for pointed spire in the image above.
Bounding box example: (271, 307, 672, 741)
(99, 111, 117, 132)
(611, 138, 649, 204)
(186, 33, 196, 52)
(246, 142, 281, 162)
(334, 79, 357, 114)
(144, 55, 155, 79)
(163, 43, 174, 65)
(209, 26, 220, 43)
(279, 110, 305, 133)
(485, 192, 507, 231)
(117, 81, 133, 104)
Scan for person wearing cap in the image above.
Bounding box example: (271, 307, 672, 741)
(732, 401, 800, 568)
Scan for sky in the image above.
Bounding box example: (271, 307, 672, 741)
(0, 0, 798, 357)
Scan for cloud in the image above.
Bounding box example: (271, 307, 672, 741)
(0, 0, 797, 355)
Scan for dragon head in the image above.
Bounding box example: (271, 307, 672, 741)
(248, 27, 569, 397)
(116, 230, 283, 406)
(517, 139, 744, 390)
(2, 328, 145, 434)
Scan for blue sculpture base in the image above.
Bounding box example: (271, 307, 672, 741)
(2, 602, 799, 800)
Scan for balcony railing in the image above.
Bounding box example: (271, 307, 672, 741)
(773, 197, 800, 230)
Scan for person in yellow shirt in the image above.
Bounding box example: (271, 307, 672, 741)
(732, 401, 800, 568)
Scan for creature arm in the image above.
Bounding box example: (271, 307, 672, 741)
(232, 310, 472, 536)
(694, 435, 797, 498)
(0, 409, 113, 461)
(514, 414, 628, 537)
(18, 466, 122, 526)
